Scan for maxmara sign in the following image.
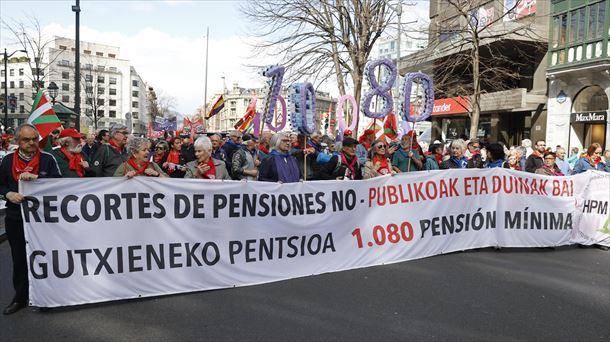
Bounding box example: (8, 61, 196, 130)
(570, 111, 607, 123)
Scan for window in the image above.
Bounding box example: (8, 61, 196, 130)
(0, 82, 4, 88)
(85, 63, 93, 70)
(85, 108, 92, 115)
(86, 86, 93, 93)
(62, 95, 69, 102)
(132, 112, 139, 119)
(84, 50, 91, 55)
(0, 70, 4, 77)
(97, 76, 105, 83)
(58, 59, 70, 67)
(98, 98, 105, 105)
(109, 88, 117, 95)
(19, 68, 24, 76)
(19, 93, 24, 101)
(109, 99, 116, 106)
(132, 80, 139, 87)
(97, 109, 104, 117)
(108, 67, 117, 72)
(132, 101, 138, 108)
(9, 81, 14, 88)
(132, 91, 139, 97)
(85, 74, 93, 82)
(19, 105, 25, 113)
(97, 87, 105, 95)
(59, 45, 67, 50)
(62, 71, 69, 79)
(109, 77, 117, 85)
(86, 98, 92, 105)
(97, 65, 105, 72)
(32, 68, 44, 76)
(109, 110, 116, 118)
(108, 53, 116, 58)
(62, 83, 69, 91)
(19, 81, 24, 88)
(9, 69, 14, 76)
(96, 52, 103, 57)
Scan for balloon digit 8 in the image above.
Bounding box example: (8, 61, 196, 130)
(361, 58, 397, 119)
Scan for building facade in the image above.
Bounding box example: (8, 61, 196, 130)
(399, 0, 549, 146)
(206, 82, 337, 135)
(1, 36, 150, 134)
(546, 0, 609, 151)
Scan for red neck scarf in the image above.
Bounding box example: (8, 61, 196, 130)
(153, 152, 165, 164)
(435, 153, 443, 165)
(60, 147, 85, 177)
(532, 150, 543, 158)
(258, 143, 269, 155)
(201, 158, 216, 179)
(166, 149, 181, 174)
(12, 149, 41, 181)
(127, 158, 150, 176)
(340, 152, 357, 178)
(108, 139, 124, 153)
(373, 154, 391, 175)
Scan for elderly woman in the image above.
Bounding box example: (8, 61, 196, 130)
(184, 136, 231, 180)
(503, 151, 521, 170)
(535, 151, 564, 176)
(114, 137, 167, 178)
(364, 139, 395, 179)
(258, 132, 301, 183)
(440, 139, 469, 169)
(572, 143, 610, 174)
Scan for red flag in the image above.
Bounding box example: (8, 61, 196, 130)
(383, 110, 398, 141)
(235, 97, 257, 132)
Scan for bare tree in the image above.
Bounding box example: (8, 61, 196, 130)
(410, 0, 546, 139)
(241, 0, 395, 133)
(2, 16, 64, 92)
(147, 87, 177, 124)
(81, 62, 107, 130)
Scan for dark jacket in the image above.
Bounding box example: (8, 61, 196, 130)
(467, 154, 484, 168)
(50, 149, 95, 177)
(0, 151, 61, 214)
(181, 143, 196, 164)
(90, 144, 129, 177)
(525, 153, 544, 173)
(316, 154, 362, 180)
(291, 148, 318, 180)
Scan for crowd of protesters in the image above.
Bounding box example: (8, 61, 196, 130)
(1, 123, 610, 315)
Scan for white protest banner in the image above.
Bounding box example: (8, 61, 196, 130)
(20, 169, 609, 307)
(572, 171, 610, 247)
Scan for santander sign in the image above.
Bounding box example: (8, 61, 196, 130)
(431, 97, 470, 116)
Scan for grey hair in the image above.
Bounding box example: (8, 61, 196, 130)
(194, 136, 213, 152)
(451, 139, 467, 152)
(229, 130, 242, 138)
(516, 146, 527, 156)
(15, 123, 39, 140)
(155, 140, 169, 150)
(210, 133, 222, 140)
(126, 136, 150, 156)
(109, 123, 128, 136)
(334, 141, 343, 151)
(521, 139, 532, 148)
(270, 132, 290, 151)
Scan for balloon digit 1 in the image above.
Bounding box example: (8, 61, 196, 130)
(261, 65, 287, 132)
(361, 58, 397, 119)
(289, 82, 316, 135)
(336, 95, 357, 139)
(400, 72, 434, 123)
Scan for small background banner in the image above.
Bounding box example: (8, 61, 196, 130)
(21, 169, 609, 307)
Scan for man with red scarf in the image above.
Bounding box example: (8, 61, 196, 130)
(90, 123, 129, 177)
(525, 140, 546, 173)
(317, 137, 363, 180)
(0, 124, 61, 315)
(50, 128, 94, 177)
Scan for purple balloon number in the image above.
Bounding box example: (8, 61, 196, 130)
(337, 95, 357, 138)
(400, 72, 434, 123)
(266, 95, 287, 132)
(261, 65, 286, 128)
(361, 58, 397, 119)
(289, 82, 316, 135)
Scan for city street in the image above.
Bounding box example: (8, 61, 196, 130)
(0, 240, 608, 341)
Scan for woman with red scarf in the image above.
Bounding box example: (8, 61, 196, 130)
(50, 128, 94, 177)
(151, 140, 169, 165)
(184, 136, 231, 180)
(535, 151, 564, 176)
(503, 151, 521, 171)
(114, 137, 167, 178)
(162, 137, 187, 178)
(363, 139, 395, 179)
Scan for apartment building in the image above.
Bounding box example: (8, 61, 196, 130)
(546, 0, 609, 151)
(400, 0, 549, 146)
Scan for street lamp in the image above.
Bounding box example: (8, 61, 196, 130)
(47, 82, 59, 104)
(3, 48, 27, 128)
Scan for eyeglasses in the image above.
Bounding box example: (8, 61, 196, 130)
(116, 131, 129, 135)
(280, 139, 291, 143)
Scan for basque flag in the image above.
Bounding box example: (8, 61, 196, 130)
(27, 90, 62, 141)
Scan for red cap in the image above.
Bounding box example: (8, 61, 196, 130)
(343, 129, 352, 137)
(406, 130, 417, 137)
(59, 128, 82, 139)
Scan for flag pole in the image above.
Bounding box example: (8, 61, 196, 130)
(203, 26, 209, 132)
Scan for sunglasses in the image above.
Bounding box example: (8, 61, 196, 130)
(155, 147, 165, 150)
(376, 145, 386, 149)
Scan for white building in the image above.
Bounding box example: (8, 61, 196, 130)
(1, 36, 150, 134)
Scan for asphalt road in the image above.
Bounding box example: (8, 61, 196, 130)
(0, 241, 608, 342)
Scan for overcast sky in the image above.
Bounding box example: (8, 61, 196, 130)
(1, 0, 429, 115)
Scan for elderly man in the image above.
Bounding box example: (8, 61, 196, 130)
(232, 133, 260, 180)
(392, 132, 423, 173)
(317, 137, 362, 180)
(555, 147, 570, 176)
(209, 133, 226, 162)
(90, 123, 130, 176)
(81, 133, 96, 158)
(0, 124, 61, 315)
(222, 130, 242, 176)
(257, 131, 273, 161)
(440, 139, 469, 169)
(51, 128, 93, 177)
